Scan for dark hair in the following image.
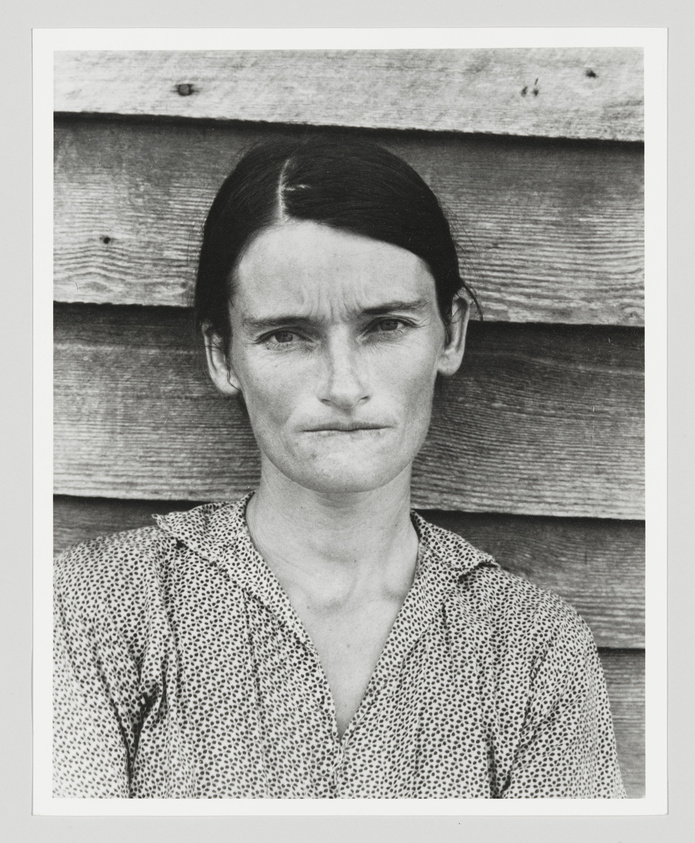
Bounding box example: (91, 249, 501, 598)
(194, 135, 477, 348)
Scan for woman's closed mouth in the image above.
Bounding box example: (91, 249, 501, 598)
(303, 422, 388, 433)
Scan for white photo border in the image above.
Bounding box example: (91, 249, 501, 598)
(33, 26, 668, 817)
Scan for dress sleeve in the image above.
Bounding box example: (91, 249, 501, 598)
(53, 542, 146, 798)
(53, 600, 130, 796)
(501, 612, 626, 798)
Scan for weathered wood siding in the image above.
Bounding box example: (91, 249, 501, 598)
(53, 49, 645, 796)
(54, 49, 644, 141)
(54, 120, 644, 325)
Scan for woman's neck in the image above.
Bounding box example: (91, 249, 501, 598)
(245, 463, 419, 607)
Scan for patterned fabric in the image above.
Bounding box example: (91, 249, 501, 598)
(53, 495, 625, 799)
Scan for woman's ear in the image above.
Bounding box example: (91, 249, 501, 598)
(202, 323, 241, 396)
(437, 296, 470, 377)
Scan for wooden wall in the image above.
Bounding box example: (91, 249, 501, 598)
(53, 49, 645, 797)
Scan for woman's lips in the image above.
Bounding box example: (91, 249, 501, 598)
(303, 423, 388, 433)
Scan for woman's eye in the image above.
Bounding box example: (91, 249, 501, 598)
(260, 330, 299, 347)
(271, 330, 296, 344)
(373, 318, 405, 333)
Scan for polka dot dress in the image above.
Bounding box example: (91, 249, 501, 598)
(53, 495, 626, 798)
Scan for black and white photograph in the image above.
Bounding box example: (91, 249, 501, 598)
(33, 28, 666, 813)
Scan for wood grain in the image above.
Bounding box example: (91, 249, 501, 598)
(600, 649, 645, 798)
(54, 49, 644, 141)
(53, 305, 644, 519)
(52, 496, 204, 555)
(53, 118, 644, 325)
(52, 497, 644, 648)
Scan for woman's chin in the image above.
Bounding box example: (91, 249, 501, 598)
(281, 456, 410, 497)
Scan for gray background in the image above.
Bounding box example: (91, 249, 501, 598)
(4, 2, 686, 841)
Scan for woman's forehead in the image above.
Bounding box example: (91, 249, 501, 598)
(233, 221, 437, 318)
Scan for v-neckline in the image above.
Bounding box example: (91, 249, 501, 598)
(229, 507, 463, 747)
(155, 494, 491, 746)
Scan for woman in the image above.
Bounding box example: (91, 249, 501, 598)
(53, 136, 625, 798)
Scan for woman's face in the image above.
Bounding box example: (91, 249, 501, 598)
(206, 221, 467, 496)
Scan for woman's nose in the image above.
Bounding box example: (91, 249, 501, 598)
(318, 335, 370, 410)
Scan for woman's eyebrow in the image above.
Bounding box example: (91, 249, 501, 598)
(241, 314, 316, 331)
(241, 299, 430, 331)
(361, 298, 430, 316)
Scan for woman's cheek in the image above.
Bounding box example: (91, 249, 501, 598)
(392, 348, 440, 399)
(238, 352, 297, 406)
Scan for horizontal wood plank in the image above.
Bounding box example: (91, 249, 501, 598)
(52, 497, 644, 648)
(54, 305, 644, 519)
(54, 49, 644, 141)
(600, 649, 645, 798)
(54, 118, 644, 326)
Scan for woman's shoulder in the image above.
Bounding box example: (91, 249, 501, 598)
(55, 521, 169, 574)
(465, 563, 594, 649)
(416, 513, 595, 651)
(53, 500, 237, 615)
(460, 558, 599, 681)
(53, 524, 171, 620)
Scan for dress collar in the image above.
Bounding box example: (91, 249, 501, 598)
(156, 494, 494, 570)
(154, 494, 498, 645)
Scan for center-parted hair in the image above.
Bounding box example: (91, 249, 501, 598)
(194, 135, 477, 348)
